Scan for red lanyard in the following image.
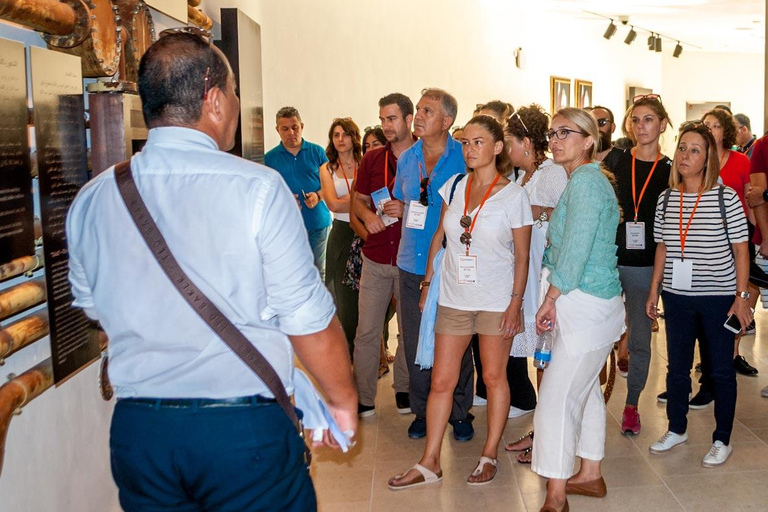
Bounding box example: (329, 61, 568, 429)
(383, 151, 394, 189)
(631, 150, 661, 222)
(678, 185, 703, 259)
(719, 150, 728, 170)
(462, 173, 501, 254)
(337, 160, 357, 196)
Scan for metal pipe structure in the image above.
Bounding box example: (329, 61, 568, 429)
(187, 4, 212, 30)
(0, 249, 44, 284)
(0, 312, 49, 363)
(0, 278, 46, 322)
(187, 0, 200, 7)
(0, 359, 54, 479)
(0, 0, 77, 35)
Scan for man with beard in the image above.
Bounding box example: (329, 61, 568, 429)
(588, 105, 616, 162)
(352, 93, 415, 417)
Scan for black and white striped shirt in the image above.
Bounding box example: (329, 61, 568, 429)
(653, 186, 747, 296)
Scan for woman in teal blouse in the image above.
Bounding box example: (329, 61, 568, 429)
(531, 108, 626, 512)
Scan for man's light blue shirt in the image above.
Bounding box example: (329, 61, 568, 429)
(67, 127, 336, 399)
(393, 136, 465, 275)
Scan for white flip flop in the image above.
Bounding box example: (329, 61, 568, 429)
(388, 463, 443, 491)
(467, 456, 498, 486)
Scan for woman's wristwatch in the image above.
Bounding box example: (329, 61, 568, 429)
(736, 290, 750, 300)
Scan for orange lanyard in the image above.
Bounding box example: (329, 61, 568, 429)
(631, 150, 661, 222)
(337, 160, 356, 196)
(462, 173, 501, 254)
(678, 185, 703, 259)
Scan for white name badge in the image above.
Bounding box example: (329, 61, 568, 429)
(456, 254, 478, 284)
(406, 200, 427, 230)
(672, 259, 693, 290)
(626, 222, 645, 250)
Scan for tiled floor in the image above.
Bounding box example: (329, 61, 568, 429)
(311, 307, 768, 512)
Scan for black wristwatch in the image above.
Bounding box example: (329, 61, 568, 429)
(762, 189, 768, 203)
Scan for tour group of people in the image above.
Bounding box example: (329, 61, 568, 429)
(264, 88, 764, 512)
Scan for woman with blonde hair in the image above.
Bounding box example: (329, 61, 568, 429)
(532, 108, 625, 512)
(646, 122, 750, 468)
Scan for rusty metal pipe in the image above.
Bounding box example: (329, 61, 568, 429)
(0, 311, 49, 362)
(0, 0, 77, 36)
(0, 249, 44, 284)
(0, 358, 54, 479)
(187, 5, 212, 30)
(0, 278, 46, 321)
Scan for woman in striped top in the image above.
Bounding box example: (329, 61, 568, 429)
(645, 122, 751, 468)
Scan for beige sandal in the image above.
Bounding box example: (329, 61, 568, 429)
(467, 456, 498, 486)
(388, 463, 443, 491)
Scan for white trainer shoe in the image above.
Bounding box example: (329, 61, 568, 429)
(473, 396, 487, 407)
(508, 406, 535, 418)
(649, 431, 688, 454)
(702, 441, 732, 468)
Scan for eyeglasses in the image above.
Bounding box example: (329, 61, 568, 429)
(419, 177, 431, 206)
(632, 93, 661, 104)
(509, 112, 529, 135)
(596, 118, 610, 127)
(158, 27, 214, 100)
(546, 128, 588, 142)
(364, 124, 382, 133)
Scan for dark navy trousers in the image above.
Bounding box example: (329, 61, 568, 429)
(662, 291, 737, 445)
(110, 400, 316, 511)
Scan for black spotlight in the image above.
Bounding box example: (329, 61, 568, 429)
(655, 36, 662, 52)
(647, 33, 656, 49)
(604, 20, 617, 39)
(673, 42, 683, 58)
(624, 27, 637, 45)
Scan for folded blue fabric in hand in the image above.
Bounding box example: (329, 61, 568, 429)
(293, 368, 351, 452)
(415, 248, 444, 369)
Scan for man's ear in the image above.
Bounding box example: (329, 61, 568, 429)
(202, 85, 224, 123)
(442, 116, 454, 132)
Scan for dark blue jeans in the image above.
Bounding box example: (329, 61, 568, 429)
(662, 291, 737, 445)
(110, 400, 316, 511)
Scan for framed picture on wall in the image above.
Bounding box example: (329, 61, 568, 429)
(575, 80, 593, 109)
(550, 76, 570, 114)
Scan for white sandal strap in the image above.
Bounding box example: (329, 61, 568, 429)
(471, 457, 498, 476)
(412, 463, 441, 482)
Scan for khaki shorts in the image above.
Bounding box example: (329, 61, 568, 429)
(434, 305, 505, 336)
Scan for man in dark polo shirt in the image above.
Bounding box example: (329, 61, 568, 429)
(352, 93, 415, 417)
(265, 106, 332, 279)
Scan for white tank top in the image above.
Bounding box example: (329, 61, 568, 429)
(331, 168, 354, 222)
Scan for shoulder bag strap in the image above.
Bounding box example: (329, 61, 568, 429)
(112, 160, 301, 433)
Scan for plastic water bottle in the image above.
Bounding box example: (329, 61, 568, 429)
(533, 325, 554, 369)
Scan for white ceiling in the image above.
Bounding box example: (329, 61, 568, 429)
(544, 0, 765, 53)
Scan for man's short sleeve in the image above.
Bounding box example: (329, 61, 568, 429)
(750, 137, 768, 176)
(355, 151, 375, 196)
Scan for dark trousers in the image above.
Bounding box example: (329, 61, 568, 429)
(399, 269, 474, 420)
(473, 334, 537, 410)
(663, 291, 737, 445)
(110, 400, 316, 511)
(325, 220, 359, 356)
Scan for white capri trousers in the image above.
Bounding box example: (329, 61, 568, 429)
(530, 282, 625, 480)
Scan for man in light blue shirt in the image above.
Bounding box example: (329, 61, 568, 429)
(391, 88, 474, 440)
(265, 107, 332, 279)
(67, 33, 356, 512)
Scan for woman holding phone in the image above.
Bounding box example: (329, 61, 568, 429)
(645, 122, 750, 468)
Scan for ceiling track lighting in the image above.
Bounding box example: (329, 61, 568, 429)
(603, 20, 617, 39)
(673, 42, 683, 58)
(648, 33, 656, 50)
(655, 36, 662, 52)
(624, 27, 637, 45)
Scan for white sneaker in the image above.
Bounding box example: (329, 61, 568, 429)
(702, 441, 732, 467)
(761, 385, 768, 398)
(473, 396, 487, 407)
(508, 406, 535, 418)
(649, 431, 688, 454)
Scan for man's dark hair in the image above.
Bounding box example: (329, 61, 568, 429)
(138, 33, 230, 128)
(588, 105, 615, 124)
(378, 93, 414, 120)
(735, 113, 751, 132)
(715, 104, 732, 114)
(276, 106, 302, 124)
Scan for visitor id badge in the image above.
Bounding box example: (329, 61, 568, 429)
(672, 259, 693, 290)
(456, 254, 478, 284)
(626, 222, 645, 250)
(406, 200, 427, 230)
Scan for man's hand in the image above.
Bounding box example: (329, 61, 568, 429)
(305, 191, 321, 209)
(746, 185, 766, 208)
(382, 199, 405, 218)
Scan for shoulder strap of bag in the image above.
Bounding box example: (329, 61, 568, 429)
(112, 160, 301, 433)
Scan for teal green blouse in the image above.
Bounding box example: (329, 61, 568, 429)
(543, 162, 622, 299)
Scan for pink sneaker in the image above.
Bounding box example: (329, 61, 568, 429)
(621, 405, 641, 435)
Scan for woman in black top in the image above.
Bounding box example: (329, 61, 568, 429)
(602, 95, 672, 436)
